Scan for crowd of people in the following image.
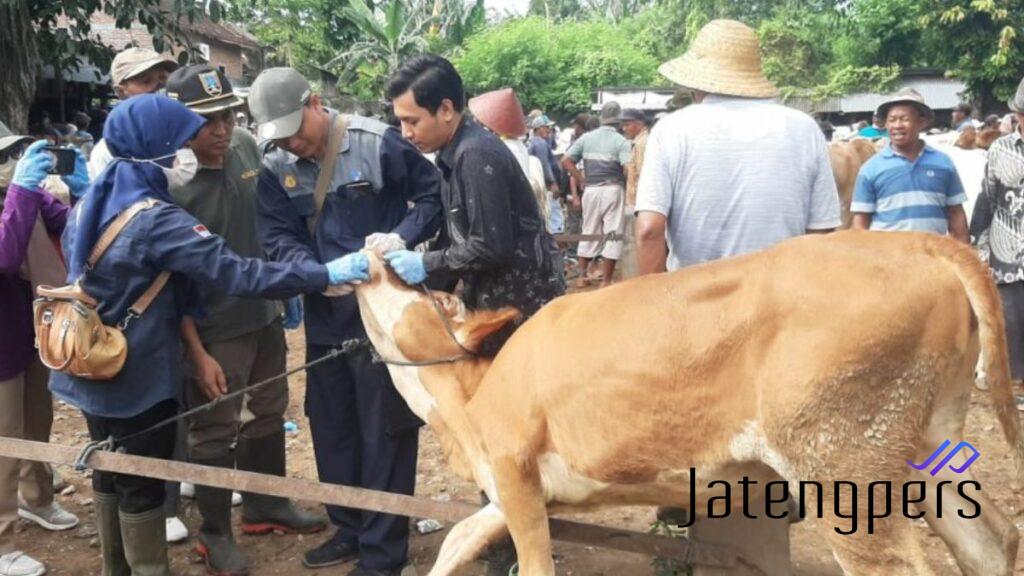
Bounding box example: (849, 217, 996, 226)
(3, 14, 1024, 576)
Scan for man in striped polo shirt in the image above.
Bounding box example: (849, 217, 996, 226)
(851, 88, 969, 242)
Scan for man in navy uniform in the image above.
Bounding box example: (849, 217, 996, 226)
(250, 67, 442, 576)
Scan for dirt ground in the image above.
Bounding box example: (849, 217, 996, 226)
(18, 325, 1024, 575)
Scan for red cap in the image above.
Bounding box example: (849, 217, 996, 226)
(468, 88, 527, 138)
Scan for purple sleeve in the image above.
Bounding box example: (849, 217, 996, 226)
(0, 184, 44, 274)
(38, 191, 68, 236)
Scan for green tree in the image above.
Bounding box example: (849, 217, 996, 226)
(0, 0, 212, 132)
(327, 0, 435, 99)
(226, 0, 354, 77)
(917, 0, 1024, 110)
(456, 16, 660, 116)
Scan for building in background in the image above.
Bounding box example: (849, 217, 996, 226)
(594, 70, 971, 128)
(31, 10, 264, 136)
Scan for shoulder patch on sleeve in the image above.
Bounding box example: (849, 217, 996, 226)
(193, 224, 212, 238)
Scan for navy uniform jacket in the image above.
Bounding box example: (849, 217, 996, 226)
(257, 111, 443, 345)
(50, 202, 329, 419)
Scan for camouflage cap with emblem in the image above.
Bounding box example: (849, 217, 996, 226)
(248, 67, 312, 141)
(165, 64, 245, 115)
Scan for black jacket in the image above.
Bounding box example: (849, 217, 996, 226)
(424, 118, 565, 354)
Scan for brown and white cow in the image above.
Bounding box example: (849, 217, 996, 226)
(354, 230, 1023, 576)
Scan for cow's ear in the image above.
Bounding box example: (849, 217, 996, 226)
(455, 307, 521, 352)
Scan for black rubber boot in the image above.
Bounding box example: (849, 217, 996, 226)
(194, 456, 249, 576)
(94, 491, 130, 576)
(236, 430, 326, 535)
(119, 506, 170, 576)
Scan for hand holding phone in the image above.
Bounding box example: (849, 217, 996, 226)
(43, 146, 77, 176)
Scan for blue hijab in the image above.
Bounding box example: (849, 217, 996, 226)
(69, 94, 205, 280)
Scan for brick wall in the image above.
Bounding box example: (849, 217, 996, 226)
(58, 13, 246, 82)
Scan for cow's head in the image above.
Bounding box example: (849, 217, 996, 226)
(353, 251, 520, 418)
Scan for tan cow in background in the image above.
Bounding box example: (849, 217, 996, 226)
(829, 139, 879, 228)
(355, 231, 1022, 576)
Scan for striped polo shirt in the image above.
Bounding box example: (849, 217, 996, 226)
(565, 125, 632, 187)
(851, 144, 967, 234)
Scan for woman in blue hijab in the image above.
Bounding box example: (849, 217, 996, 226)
(51, 95, 363, 575)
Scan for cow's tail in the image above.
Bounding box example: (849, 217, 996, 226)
(925, 235, 1024, 481)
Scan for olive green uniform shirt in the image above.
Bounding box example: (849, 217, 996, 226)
(171, 129, 279, 342)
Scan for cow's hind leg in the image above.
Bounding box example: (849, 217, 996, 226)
(491, 455, 555, 576)
(428, 503, 509, 576)
(819, 500, 937, 576)
(912, 445, 1018, 575)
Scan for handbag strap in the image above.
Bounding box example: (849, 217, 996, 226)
(87, 198, 161, 268)
(307, 114, 348, 237)
(83, 198, 170, 329)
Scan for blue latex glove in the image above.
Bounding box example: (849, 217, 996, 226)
(12, 140, 54, 190)
(325, 252, 369, 284)
(62, 150, 90, 199)
(384, 250, 426, 285)
(282, 296, 303, 329)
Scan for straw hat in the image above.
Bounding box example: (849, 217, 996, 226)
(875, 88, 934, 124)
(468, 88, 527, 138)
(658, 19, 777, 98)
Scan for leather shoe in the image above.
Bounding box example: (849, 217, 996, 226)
(302, 538, 357, 569)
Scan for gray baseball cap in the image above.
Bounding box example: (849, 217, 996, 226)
(0, 120, 32, 153)
(249, 67, 312, 141)
(600, 101, 621, 125)
(1009, 76, 1024, 113)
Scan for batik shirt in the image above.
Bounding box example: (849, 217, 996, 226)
(971, 130, 1024, 284)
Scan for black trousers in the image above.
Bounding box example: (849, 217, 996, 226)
(84, 399, 177, 514)
(305, 344, 419, 571)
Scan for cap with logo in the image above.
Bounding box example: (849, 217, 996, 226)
(0, 120, 32, 154)
(528, 114, 555, 131)
(248, 67, 312, 140)
(110, 47, 178, 86)
(165, 64, 245, 115)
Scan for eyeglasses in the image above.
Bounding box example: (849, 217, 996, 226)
(0, 142, 28, 164)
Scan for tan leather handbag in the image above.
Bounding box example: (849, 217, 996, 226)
(33, 199, 169, 380)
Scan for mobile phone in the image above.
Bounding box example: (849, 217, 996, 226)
(339, 180, 376, 200)
(43, 146, 76, 176)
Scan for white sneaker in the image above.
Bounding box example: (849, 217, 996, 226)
(181, 483, 241, 506)
(166, 516, 188, 543)
(18, 502, 79, 531)
(0, 551, 45, 576)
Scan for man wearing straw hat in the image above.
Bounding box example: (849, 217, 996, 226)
(635, 19, 840, 574)
(635, 19, 839, 276)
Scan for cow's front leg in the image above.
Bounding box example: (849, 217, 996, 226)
(428, 503, 509, 576)
(492, 455, 555, 576)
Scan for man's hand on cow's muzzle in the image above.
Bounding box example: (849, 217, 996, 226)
(326, 252, 370, 284)
(384, 250, 427, 285)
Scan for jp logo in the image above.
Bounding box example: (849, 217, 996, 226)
(907, 439, 980, 476)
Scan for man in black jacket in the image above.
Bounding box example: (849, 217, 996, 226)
(384, 54, 565, 355)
